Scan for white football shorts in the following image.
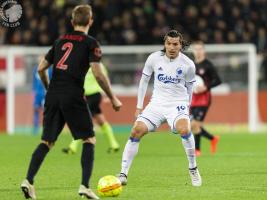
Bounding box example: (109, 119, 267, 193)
(137, 101, 190, 133)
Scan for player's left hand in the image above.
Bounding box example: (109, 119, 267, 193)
(194, 85, 207, 94)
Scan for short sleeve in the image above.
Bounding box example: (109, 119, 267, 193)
(89, 39, 102, 63)
(185, 62, 196, 82)
(44, 45, 55, 64)
(142, 54, 154, 76)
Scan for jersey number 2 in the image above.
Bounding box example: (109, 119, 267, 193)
(56, 42, 73, 70)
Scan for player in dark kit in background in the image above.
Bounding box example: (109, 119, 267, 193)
(20, 5, 122, 200)
(191, 41, 221, 156)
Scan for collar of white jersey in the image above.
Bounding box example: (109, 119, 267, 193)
(163, 52, 181, 62)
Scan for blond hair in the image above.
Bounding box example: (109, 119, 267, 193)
(72, 5, 92, 26)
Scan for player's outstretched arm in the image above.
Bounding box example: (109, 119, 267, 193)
(37, 57, 50, 90)
(91, 62, 122, 111)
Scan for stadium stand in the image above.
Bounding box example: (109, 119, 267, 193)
(0, 0, 266, 53)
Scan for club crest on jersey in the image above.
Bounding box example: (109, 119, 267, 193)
(158, 67, 163, 71)
(158, 74, 180, 84)
(176, 68, 183, 76)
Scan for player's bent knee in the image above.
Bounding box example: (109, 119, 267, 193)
(177, 127, 190, 135)
(130, 121, 148, 139)
(131, 129, 143, 139)
(131, 126, 146, 139)
(175, 119, 190, 135)
(83, 137, 96, 145)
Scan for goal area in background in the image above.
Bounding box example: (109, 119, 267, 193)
(0, 44, 264, 134)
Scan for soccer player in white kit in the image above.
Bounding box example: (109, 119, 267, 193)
(117, 30, 202, 187)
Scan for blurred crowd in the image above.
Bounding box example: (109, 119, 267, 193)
(0, 0, 267, 53)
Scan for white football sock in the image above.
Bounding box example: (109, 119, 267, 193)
(181, 132, 197, 169)
(121, 137, 140, 175)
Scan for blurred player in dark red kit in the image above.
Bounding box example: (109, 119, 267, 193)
(191, 41, 221, 156)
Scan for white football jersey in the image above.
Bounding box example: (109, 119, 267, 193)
(142, 51, 195, 104)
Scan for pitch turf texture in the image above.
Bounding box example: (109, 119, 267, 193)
(0, 132, 266, 200)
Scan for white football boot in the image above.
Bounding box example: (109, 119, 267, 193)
(78, 185, 99, 199)
(117, 173, 127, 185)
(21, 179, 36, 200)
(189, 167, 202, 187)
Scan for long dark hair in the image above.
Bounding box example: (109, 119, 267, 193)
(161, 30, 190, 53)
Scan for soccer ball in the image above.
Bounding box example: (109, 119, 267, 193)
(97, 175, 122, 197)
(193, 75, 205, 93)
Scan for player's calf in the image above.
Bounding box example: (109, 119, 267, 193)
(176, 118, 191, 135)
(191, 120, 202, 134)
(130, 122, 148, 139)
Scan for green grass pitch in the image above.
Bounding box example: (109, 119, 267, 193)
(0, 132, 267, 200)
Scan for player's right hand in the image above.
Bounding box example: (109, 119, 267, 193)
(111, 96, 122, 111)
